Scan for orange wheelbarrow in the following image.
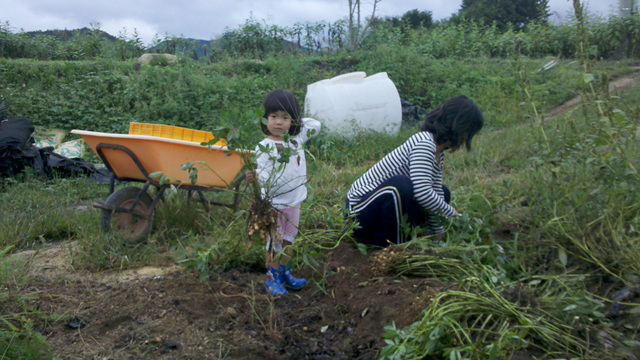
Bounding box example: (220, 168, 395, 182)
(72, 124, 251, 242)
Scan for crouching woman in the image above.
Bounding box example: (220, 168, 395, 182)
(345, 95, 484, 247)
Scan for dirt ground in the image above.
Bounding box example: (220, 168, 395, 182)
(13, 69, 640, 360)
(18, 242, 441, 360)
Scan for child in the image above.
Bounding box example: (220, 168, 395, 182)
(246, 89, 321, 296)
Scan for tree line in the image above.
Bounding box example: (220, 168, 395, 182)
(1, 0, 639, 61)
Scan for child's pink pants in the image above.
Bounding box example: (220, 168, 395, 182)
(266, 205, 300, 253)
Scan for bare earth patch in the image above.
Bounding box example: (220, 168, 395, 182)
(18, 243, 441, 359)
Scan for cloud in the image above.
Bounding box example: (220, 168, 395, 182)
(101, 18, 159, 43)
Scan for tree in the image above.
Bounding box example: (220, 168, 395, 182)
(372, 9, 434, 30)
(348, 0, 381, 49)
(459, 0, 550, 30)
(401, 9, 433, 29)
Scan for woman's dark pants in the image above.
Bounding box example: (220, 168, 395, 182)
(346, 175, 449, 247)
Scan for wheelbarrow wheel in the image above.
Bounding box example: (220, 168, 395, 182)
(100, 186, 155, 242)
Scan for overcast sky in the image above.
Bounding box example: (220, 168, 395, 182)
(1, 0, 621, 46)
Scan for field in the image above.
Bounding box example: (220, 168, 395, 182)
(2, 9, 640, 360)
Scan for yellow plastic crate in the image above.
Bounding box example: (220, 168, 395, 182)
(128, 122, 227, 146)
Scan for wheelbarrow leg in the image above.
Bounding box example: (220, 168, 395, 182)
(109, 173, 115, 195)
(196, 190, 211, 212)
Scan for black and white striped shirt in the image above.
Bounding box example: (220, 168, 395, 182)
(347, 131, 455, 233)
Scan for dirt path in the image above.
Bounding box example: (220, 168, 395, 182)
(545, 68, 640, 118)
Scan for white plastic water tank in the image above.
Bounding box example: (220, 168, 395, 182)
(304, 72, 402, 137)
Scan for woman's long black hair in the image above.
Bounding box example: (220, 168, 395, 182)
(420, 95, 484, 151)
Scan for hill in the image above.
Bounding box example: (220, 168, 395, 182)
(25, 27, 118, 42)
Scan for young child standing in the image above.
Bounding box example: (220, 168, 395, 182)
(246, 89, 321, 296)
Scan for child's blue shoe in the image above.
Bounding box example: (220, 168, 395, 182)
(265, 267, 288, 296)
(278, 264, 307, 290)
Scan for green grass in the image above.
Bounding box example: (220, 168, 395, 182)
(0, 175, 106, 249)
(0, 247, 52, 359)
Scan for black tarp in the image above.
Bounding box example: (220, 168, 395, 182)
(401, 99, 428, 126)
(0, 116, 113, 182)
(0, 117, 37, 177)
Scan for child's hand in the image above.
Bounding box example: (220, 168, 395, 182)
(245, 170, 256, 183)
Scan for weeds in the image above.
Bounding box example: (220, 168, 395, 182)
(0, 247, 51, 359)
(0, 176, 105, 249)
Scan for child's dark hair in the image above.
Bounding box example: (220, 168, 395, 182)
(261, 89, 302, 136)
(420, 95, 484, 151)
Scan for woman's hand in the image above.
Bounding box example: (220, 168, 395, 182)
(453, 210, 461, 216)
(245, 170, 256, 183)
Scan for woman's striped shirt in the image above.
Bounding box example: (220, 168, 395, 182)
(347, 131, 455, 233)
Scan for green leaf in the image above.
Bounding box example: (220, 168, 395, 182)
(227, 127, 240, 141)
(0, 317, 19, 331)
(159, 174, 169, 185)
(623, 340, 640, 348)
(450, 350, 462, 360)
(149, 171, 163, 178)
(558, 247, 567, 267)
(357, 243, 368, 255)
(583, 73, 595, 83)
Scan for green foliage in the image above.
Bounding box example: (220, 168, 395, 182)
(516, 2, 640, 287)
(216, 16, 348, 59)
(0, 21, 144, 61)
(0, 176, 104, 249)
(380, 277, 589, 359)
(0, 247, 52, 359)
(593, 13, 640, 58)
(458, 0, 550, 30)
(366, 13, 640, 60)
(373, 9, 434, 31)
(3, 12, 640, 63)
(522, 80, 640, 282)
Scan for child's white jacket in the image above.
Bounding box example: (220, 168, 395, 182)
(255, 118, 321, 209)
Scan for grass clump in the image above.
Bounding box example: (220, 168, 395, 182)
(0, 247, 52, 359)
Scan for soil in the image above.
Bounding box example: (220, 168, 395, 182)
(18, 243, 441, 360)
(13, 69, 640, 360)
